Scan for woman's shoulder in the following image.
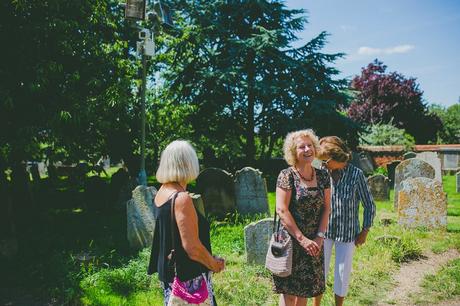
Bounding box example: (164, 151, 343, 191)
(314, 167, 329, 177)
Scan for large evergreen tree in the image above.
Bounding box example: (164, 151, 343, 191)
(161, 0, 359, 163)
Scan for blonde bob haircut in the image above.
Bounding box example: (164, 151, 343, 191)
(318, 136, 351, 163)
(156, 140, 200, 184)
(283, 129, 320, 166)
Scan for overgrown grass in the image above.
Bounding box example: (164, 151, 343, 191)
(11, 175, 458, 305)
(414, 258, 460, 305)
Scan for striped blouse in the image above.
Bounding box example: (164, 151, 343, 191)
(325, 164, 376, 243)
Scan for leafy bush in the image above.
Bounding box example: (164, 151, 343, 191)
(359, 122, 415, 149)
(390, 235, 423, 263)
(373, 166, 388, 176)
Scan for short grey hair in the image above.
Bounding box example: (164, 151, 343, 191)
(156, 140, 200, 184)
(283, 129, 320, 166)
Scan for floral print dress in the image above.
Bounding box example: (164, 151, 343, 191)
(273, 167, 330, 298)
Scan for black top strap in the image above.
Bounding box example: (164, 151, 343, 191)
(273, 168, 296, 241)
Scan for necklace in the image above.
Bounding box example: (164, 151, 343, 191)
(295, 166, 315, 182)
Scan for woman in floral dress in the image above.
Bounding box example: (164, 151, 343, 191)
(273, 129, 331, 306)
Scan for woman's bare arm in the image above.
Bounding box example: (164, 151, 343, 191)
(174, 193, 224, 273)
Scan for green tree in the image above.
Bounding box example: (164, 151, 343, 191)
(161, 0, 359, 163)
(0, 0, 139, 169)
(429, 103, 460, 144)
(348, 60, 442, 144)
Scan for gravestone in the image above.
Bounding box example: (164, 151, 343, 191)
(456, 172, 460, 193)
(386, 160, 401, 188)
(196, 168, 236, 219)
(403, 152, 417, 160)
(398, 177, 447, 229)
(416, 152, 442, 183)
(84, 176, 108, 211)
(189, 193, 206, 217)
(30, 163, 41, 181)
(37, 162, 47, 178)
(126, 185, 157, 250)
(351, 152, 374, 175)
(234, 167, 269, 215)
(394, 158, 435, 210)
(109, 168, 135, 209)
(367, 174, 390, 201)
(244, 218, 273, 265)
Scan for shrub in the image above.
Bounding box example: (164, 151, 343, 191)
(390, 235, 423, 263)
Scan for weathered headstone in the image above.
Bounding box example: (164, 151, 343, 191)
(394, 158, 435, 210)
(367, 174, 390, 201)
(234, 167, 269, 215)
(109, 168, 135, 209)
(196, 168, 236, 219)
(244, 218, 273, 265)
(30, 163, 41, 182)
(189, 193, 206, 217)
(126, 185, 157, 250)
(416, 152, 442, 183)
(386, 160, 401, 188)
(351, 152, 374, 175)
(456, 172, 460, 193)
(398, 177, 447, 229)
(405, 152, 416, 160)
(84, 176, 108, 211)
(403, 151, 417, 160)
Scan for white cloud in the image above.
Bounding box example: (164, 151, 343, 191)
(358, 44, 415, 56)
(339, 25, 356, 32)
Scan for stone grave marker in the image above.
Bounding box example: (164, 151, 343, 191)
(403, 152, 417, 160)
(189, 193, 206, 217)
(234, 167, 269, 215)
(394, 158, 435, 210)
(351, 152, 374, 175)
(416, 151, 442, 183)
(386, 160, 401, 188)
(244, 218, 273, 265)
(456, 172, 460, 193)
(196, 168, 236, 219)
(398, 177, 447, 229)
(367, 174, 390, 201)
(126, 185, 157, 250)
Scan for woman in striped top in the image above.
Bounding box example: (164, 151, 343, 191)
(314, 136, 376, 306)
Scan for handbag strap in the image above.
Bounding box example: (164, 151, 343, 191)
(272, 168, 296, 241)
(169, 191, 181, 268)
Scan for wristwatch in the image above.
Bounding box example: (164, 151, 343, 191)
(317, 231, 325, 238)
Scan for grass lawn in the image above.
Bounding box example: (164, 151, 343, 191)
(75, 175, 460, 306)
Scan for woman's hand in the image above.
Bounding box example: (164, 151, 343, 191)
(313, 237, 324, 250)
(211, 256, 225, 273)
(355, 229, 369, 247)
(299, 237, 320, 256)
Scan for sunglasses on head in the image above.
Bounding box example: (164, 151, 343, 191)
(321, 158, 332, 167)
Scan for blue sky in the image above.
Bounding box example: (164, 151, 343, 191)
(285, 0, 460, 107)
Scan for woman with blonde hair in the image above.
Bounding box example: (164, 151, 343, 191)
(272, 129, 331, 306)
(148, 140, 225, 306)
(314, 136, 376, 306)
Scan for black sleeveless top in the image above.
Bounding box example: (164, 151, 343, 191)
(147, 192, 212, 282)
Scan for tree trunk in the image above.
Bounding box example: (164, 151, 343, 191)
(245, 50, 256, 165)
